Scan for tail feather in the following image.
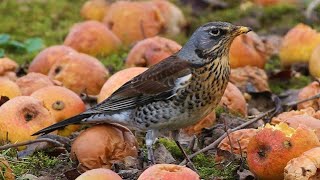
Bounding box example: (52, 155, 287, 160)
(32, 113, 92, 136)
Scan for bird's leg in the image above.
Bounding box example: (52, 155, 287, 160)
(145, 130, 156, 164)
(172, 130, 197, 171)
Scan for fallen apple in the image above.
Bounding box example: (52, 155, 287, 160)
(0, 78, 21, 100)
(97, 67, 147, 103)
(80, 0, 109, 21)
(64, 20, 121, 56)
(103, 1, 165, 45)
(125, 36, 181, 67)
(297, 81, 320, 110)
(183, 111, 216, 135)
(229, 31, 268, 69)
(280, 23, 320, 67)
(28, 45, 76, 75)
(16, 72, 58, 96)
(48, 52, 109, 95)
(71, 124, 138, 172)
(151, 0, 186, 36)
(31, 86, 86, 137)
(309, 45, 320, 78)
(247, 123, 320, 180)
(76, 168, 122, 180)
(0, 96, 56, 144)
(0, 57, 18, 76)
(138, 164, 200, 180)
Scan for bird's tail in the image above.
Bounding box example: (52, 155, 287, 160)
(32, 113, 92, 136)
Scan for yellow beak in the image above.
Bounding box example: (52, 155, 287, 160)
(236, 26, 252, 34)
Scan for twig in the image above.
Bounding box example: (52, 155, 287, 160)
(284, 93, 320, 107)
(180, 108, 275, 165)
(0, 138, 65, 151)
(223, 118, 234, 156)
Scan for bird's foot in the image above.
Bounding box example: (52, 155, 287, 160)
(146, 130, 156, 165)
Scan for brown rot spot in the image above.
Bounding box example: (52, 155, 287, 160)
(52, 100, 65, 111)
(107, 21, 114, 29)
(257, 145, 270, 158)
(54, 66, 62, 74)
(283, 140, 292, 149)
(24, 112, 34, 121)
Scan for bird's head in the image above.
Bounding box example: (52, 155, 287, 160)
(178, 22, 251, 65)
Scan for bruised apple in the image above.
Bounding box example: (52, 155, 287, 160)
(0, 57, 18, 75)
(71, 124, 138, 172)
(230, 66, 270, 92)
(28, 45, 76, 75)
(80, 0, 109, 21)
(284, 147, 320, 180)
(0, 78, 21, 100)
(151, 0, 186, 36)
(76, 168, 122, 180)
(31, 86, 86, 136)
(280, 23, 320, 67)
(98, 67, 147, 103)
(219, 82, 247, 117)
(64, 21, 121, 56)
(138, 164, 200, 180)
(16, 73, 58, 96)
(103, 1, 165, 45)
(125, 36, 181, 67)
(309, 45, 320, 78)
(229, 32, 268, 69)
(297, 81, 320, 110)
(48, 52, 109, 95)
(247, 123, 320, 180)
(0, 96, 56, 144)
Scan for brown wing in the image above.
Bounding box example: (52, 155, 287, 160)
(87, 54, 192, 113)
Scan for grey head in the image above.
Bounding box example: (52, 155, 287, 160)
(178, 21, 251, 65)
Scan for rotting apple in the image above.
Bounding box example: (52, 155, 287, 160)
(0, 78, 21, 100)
(309, 45, 320, 78)
(71, 124, 138, 172)
(103, 1, 165, 45)
(48, 52, 109, 95)
(98, 67, 147, 103)
(138, 164, 200, 180)
(247, 123, 320, 180)
(284, 147, 320, 180)
(0, 96, 56, 144)
(80, 0, 109, 21)
(0, 57, 18, 76)
(64, 20, 121, 56)
(76, 168, 122, 180)
(219, 82, 247, 117)
(151, 0, 186, 36)
(279, 23, 320, 67)
(16, 72, 58, 96)
(297, 81, 320, 110)
(31, 86, 86, 137)
(229, 31, 268, 69)
(125, 36, 181, 68)
(28, 45, 76, 75)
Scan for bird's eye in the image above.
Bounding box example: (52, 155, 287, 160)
(209, 29, 220, 36)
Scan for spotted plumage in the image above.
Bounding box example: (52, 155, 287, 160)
(33, 21, 251, 162)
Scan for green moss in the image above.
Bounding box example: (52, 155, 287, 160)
(269, 74, 312, 94)
(158, 138, 184, 160)
(98, 47, 129, 73)
(193, 153, 238, 179)
(0, 0, 86, 64)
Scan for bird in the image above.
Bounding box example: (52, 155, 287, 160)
(33, 21, 251, 164)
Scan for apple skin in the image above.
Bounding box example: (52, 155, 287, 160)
(64, 20, 121, 56)
(138, 164, 200, 180)
(0, 96, 56, 144)
(31, 86, 86, 137)
(247, 123, 320, 180)
(125, 36, 181, 68)
(80, 0, 109, 21)
(309, 45, 320, 78)
(103, 1, 165, 45)
(28, 45, 76, 75)
(0, 78, 21, 99)
(48, 52, 109, 95)
(280, 23, 320, 67)
(98, 67, 147, 103)
(76, 168, 122, 180)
